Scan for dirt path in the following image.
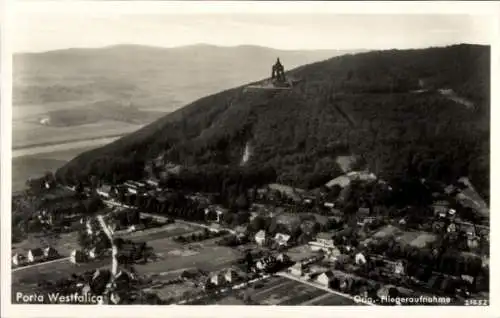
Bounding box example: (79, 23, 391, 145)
(438, 89, 475, 110)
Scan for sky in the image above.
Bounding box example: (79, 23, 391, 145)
(11, 7, 496, 53)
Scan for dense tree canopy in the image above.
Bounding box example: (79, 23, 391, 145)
(56, 44, 490, 200)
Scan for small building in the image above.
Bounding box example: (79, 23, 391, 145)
(109, 292, 122, 305)
(96, 185, 114, 198)
(324, 247, 342, 263)
(459, 222, 477, 237)
(145, 178, 160, 188)
(81, 284, 92, 296)
(88, 247, 98, 260)
(255, 230, 267, 246)
(386, 260, 406, 275)
(43, 247, 59, 260)
(355, 252, 367, 265)
(234, 225, 248, 238)
(70, 250, 86, 264)
(481, 256, 489, 269)
(204, 206, 228, 223)
(127, 223, 145, 233)
(358, 207, 370, 216)
(447, 222, 457, 233)
(210, 272, 226, 286)
(377, 285, 399, 300)
(316, 271, 335, 288)
(274, 233, 291, 247)
(27, 248, 44, 263)
(276, 253, 290, 263)
(224, 269, 240, 283)
(12, 253, 27, 266)
(255, 256, 277, 271)
(433, 201, 450, 216)
(461, 274, 475, 285)
(324, 202, 335, 209)
(467, 236, 480, 249)
(289, 262, 304, 276)
(309, 232, 335, 251)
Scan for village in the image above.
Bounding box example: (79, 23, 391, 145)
(11, 164, 490, 306)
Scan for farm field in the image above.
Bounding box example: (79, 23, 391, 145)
(210, 276, 359, 306)
(13, 118, 139, 149)
(134, 237, 242, 275)
(286, 244, 322, 263)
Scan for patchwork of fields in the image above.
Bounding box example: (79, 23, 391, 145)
(212, 276, 359, 306)
(11, 222, 238, 297)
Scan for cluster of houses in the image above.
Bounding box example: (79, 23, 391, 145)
(254, 230, 291, 248)
(70, 247, 103, 264)
(12, 246, 59, 267)
(96, 179, 160, 200)
(73, 268, 135, 304)
(429, 200, 489, 250)
(287, 258, 411, 302)
(204, 268, 243, 289)
(253, 253, 291, 273)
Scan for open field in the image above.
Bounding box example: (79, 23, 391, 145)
(213, 275, 358, 305)
(13, 118, 140, 149)
(367, 225, 438, 249)
(137, 239, 242, 275)
(406, 232, 438, 248)
(286, 244, 322, 263)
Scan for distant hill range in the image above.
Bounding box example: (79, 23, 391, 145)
(14, 44, 363, 112)
(55, 44, 490, 200)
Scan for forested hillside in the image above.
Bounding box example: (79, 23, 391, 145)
(56, 44, 490, 200)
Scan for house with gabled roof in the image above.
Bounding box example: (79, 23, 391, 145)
(210, 272, 226, 286)
(43, 247, 59, 259)
(309, 232, 335, 251)
(27, 248, 44, 263)
(355, 252, 367, 265)
(97, 185, 115, 198)
(316, 270, 335, 288)
(70, 249, 86, 264)
(255, 230, 267, 246)
(274, 233, 291, 247)
(12, 253, 27, 266)
(289, 262, 305, 276)
(224, 268, 241, 284)
(87, 247, 98, 260)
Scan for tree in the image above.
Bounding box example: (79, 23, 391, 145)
(223, 213, 235, 225)
(205, 209, 218, 222)
(235, 193, 250, 210)
(234, 211, 250, 226)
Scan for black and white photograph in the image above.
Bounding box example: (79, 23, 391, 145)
(2, 1, 499, 316)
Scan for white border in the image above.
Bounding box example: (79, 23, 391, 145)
(2, 1, 500, 318)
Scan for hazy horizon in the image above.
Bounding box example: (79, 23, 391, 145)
(14, 42, 489, 56)
(13, 13, 494, 54)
